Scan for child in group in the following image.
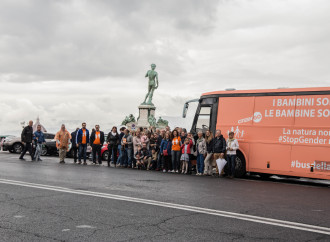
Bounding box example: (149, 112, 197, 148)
(134, 144, 144, 169)
(141, 131, 149, 148)
(180, 138, 193, 174)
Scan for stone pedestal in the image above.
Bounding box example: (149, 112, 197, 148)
(137, 104, 156, 127)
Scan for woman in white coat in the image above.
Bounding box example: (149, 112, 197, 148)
(226, 131, 239, 178)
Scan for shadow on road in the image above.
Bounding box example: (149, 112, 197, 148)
(244, 174, 330, 188)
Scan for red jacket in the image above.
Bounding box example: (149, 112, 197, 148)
(181, 140, 193, 154)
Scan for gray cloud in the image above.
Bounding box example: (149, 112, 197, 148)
(0, 0, 219, 82)
(0, 0, 330, 134)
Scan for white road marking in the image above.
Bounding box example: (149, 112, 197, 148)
(0, 178, 329, 236)
(62, 229, 70, 232)
(76, 225, 96, 229)
(14, 215, 25, 218)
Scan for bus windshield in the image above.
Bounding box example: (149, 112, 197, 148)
(196, 106, 211, 133)
(182, 99, 199, 118)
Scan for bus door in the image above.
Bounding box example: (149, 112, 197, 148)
(191, 98, 218, 135)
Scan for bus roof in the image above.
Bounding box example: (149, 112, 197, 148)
(202, 87, 330, 97)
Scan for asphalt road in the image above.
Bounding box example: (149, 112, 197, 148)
(0, 152, 329, 242)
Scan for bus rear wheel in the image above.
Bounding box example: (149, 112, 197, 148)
(234, 152, 246, 178)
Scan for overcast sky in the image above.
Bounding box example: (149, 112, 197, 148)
(1, 0, 330, 135)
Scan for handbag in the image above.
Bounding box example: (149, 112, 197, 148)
(163, 141, 170, 156)
(216, 158, 227, 174)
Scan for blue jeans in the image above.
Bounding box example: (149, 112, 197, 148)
(123, 148, 133, 167)
(227, 154, 236, 177)
(117, 145, 123, 165)
(171, 150, 181, 171)
(78, 144, 87, 162)
(197, 154, 205, 174)
(34, 143, 42, 160)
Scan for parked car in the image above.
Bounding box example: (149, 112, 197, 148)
(0, 135, 12, 142)
(2, 132, 92, 158)
(42, 133, 58, 156)
(101, 144, 119, 161)
(2, 133, 56, 155)
(2, 136, 24, 153)
(101, 144, 108, 161)
(67, 144, 92, 158)
(43, 137, 92, 158)
(1, 135, 14, 152)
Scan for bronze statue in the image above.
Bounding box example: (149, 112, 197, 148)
(142, 63, 159, 106)
(148, 114, 157, 127)
(157, 116, 168, 127)
(121, 114, 136, 125)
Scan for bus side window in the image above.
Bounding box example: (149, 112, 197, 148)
(196, 106, 211, 133)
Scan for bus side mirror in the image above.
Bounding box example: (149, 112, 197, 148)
(182, 103, 189, 118)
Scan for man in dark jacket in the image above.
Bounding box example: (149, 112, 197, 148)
(90, 125, 105, 165)
(212, 129, 226, 175)
(107, 127, 119, 167)
(71, 128, 79, 163)
(213, 129, 226, 155)
(19, 120, 34, 161)
(76, 122, 90, 165)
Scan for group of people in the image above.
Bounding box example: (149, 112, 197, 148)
(19, 121, 240, 178)
(20, 120, 45, 161)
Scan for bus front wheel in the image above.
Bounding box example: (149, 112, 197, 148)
(235, 151, 246, 178)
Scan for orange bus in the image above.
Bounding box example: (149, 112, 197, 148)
(183, 87, 330, 180)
